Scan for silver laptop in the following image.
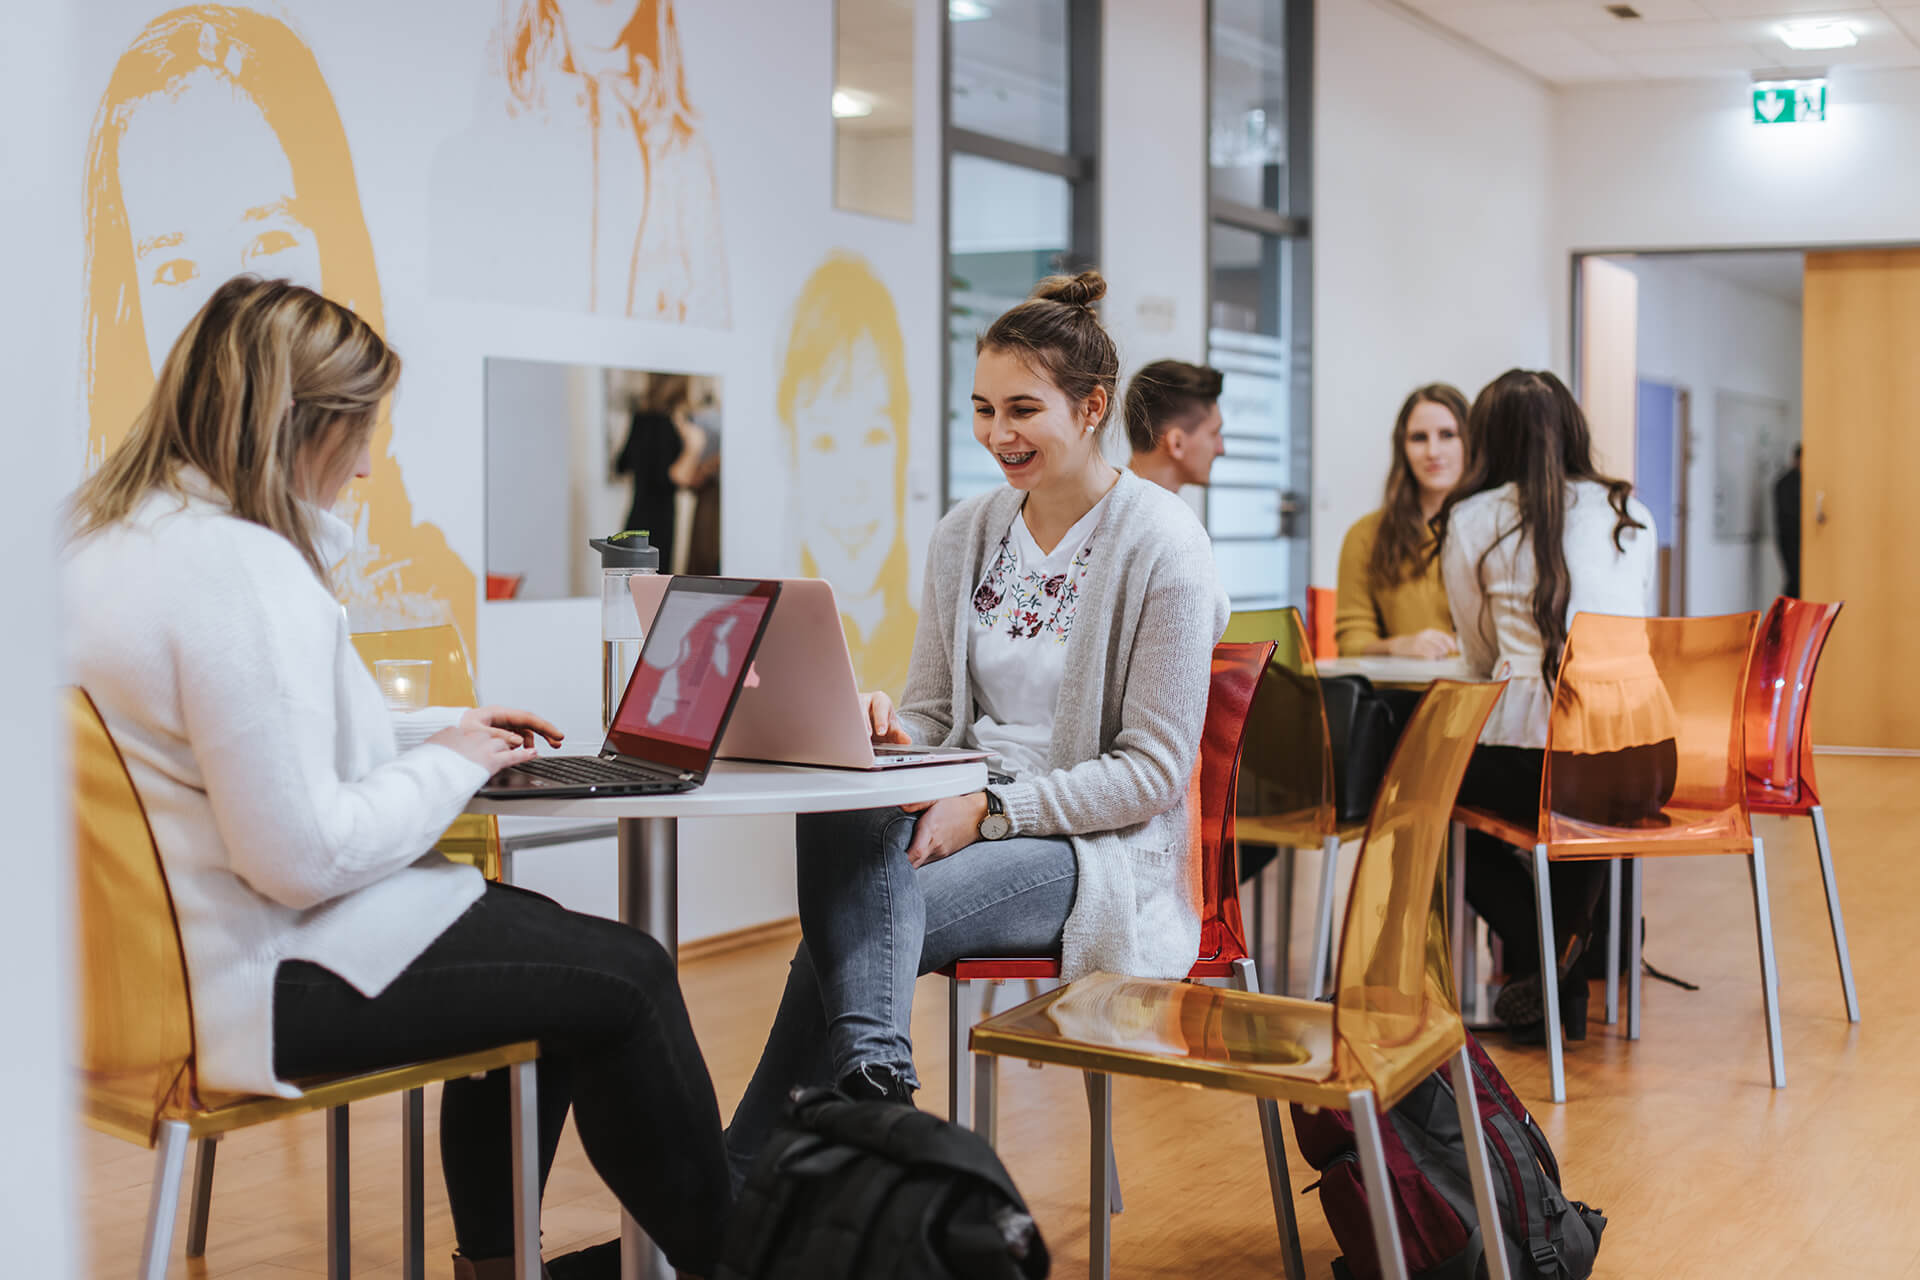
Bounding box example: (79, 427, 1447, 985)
(477, 577, 780, 798)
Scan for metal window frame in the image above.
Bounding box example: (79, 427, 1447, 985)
(1203, 0, 1314, 607)
(939, 0, 1103, 509)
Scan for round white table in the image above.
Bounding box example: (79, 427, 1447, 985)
(466, 757, 988, 1279)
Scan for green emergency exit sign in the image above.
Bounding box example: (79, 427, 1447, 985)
(1753, 81, 1826, 124)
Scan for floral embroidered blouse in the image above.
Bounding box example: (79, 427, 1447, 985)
(965, 489, 1113, 778)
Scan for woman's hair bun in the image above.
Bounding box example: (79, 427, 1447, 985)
(1030, 269, 1107, 310)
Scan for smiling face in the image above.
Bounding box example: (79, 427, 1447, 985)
(117, 69, 323, 375)
(971, 347, 1106, 493)
(1403, 398, 1465, 501)
(789, 334, 899, 595)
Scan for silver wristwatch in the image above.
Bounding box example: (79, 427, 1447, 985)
(978, 788, 1012, 841)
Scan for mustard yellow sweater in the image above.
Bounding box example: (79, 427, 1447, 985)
(1334, 509, 1453, 656)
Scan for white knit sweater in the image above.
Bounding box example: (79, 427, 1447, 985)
(901, 471, 1230, 981)
(62, 470, 489, 1097)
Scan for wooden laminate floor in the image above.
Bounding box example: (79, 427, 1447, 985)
(81, 756, 1920, 1278)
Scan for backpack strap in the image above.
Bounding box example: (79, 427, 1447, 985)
(787, 1149, 909, 1278)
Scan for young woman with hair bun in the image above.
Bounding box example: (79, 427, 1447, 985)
(725, 269, 1229, 1177)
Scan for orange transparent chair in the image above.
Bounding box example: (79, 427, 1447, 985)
(1222, 607, 1365, 998)
(1306, 585, 1338, 660)
(69, 688, 542, 1280)
(1743, 597, 1857, 1021)
(971, 679, 1511, 1280)
(941, 641, 1273, 1169)
(1449, 611, 1774, 1104)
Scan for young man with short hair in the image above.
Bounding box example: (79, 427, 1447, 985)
(1124, 359, 1227, 492)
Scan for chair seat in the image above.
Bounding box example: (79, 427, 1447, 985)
(970, 972, 1460, 1112)
(83, 1040, 541, 1147)
(941, 952, 1251, 984)
(1234, 811, 1364, 850)
(1453, 803, 1754, 860)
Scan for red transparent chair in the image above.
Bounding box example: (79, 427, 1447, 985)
(971, 679, 1511, 1280)
(68, 689, 541, 1279)
(1222, 607, 1365, 998)
(940, 641, 1274, 1179)
(1449, 611, 1775, 1104)
(1306, 585, 1339, 660)
(1742, 597, 1856, 1021)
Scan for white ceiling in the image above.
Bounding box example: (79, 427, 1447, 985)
(1394, 0, 1920, 82)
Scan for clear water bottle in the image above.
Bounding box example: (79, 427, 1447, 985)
(590, 531, 660, 731)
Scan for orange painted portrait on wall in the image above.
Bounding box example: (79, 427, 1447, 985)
(777, 252, 916, 697)
(83, 5, 475, 637)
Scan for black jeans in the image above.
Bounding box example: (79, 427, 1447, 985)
(273, 883, 730, 1271)
(1459, 741, 1677, 978)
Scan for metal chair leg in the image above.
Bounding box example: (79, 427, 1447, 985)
(184, 1135, 216, 1258)
(1079, 1070, 1122, 1216)
(1533, 845, 1566, 1104)
(1309, 835, 1341, 998)
(1086, 1071, 1115, 1280)
(1450, 1045, 1512, 1280)
(509, 1060, 542, 1280)
(1749, 837, 1788, 1089)
(326, 1105, 351, 1280)
(1627, 858, 1644, 1042)
(141, 1121, 191, 1280)
(1348, 1089, 1410, 1280)
(1232, 954, 1306, 1280)
(402, 1088, 426, 1280)
(1810, 806, 1861, 1022)
(1604, 858, 1622, 1026)
(974, 1052, 999, 1148)
(949, 977, 973, 1131)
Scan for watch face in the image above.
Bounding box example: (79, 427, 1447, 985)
(980, 813, 1012, 841)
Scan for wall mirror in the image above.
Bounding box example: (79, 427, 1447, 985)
(484, 358, 722, 600)
(834, 0, 915, 220)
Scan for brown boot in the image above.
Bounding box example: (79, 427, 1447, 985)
(450, 1253, 552, 1280)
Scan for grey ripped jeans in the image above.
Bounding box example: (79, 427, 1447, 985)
(723, 803, 1077, 1184)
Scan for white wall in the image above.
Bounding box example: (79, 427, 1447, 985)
(1618, 255, 1802, 616)
(1312, 0, 1556, 587)
(2, 0, 78, 1269)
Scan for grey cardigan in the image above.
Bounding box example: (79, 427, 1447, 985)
(900, 470, 1230, 981)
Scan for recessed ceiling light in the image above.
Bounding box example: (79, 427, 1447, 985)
(950, 0, 992, 21)
(831, 89, 872, 119)
(1778, 20, 1857, 51)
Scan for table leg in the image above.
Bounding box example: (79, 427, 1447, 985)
(617, 816, 678, 1280)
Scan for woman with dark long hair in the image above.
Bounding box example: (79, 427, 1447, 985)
(1335, 383, 1469, 657)
(1436, 369, 1669, 1045)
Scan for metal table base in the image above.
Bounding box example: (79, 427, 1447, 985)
(618, 816, 678, 1280)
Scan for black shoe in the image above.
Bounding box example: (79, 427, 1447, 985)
(546, 1240, 620, 1280)
(1504, 975, 1589, 1046)
(836, 1064, 917, 1106)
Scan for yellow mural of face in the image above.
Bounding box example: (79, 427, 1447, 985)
(777, 252, 917, 696)
(82, 6, 475, 640)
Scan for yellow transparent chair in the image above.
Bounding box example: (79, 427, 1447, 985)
(351, 624, 502, 881)
(971, 680, 1511, 1280)
(68, 686, 544, 1280)
(1222, 607, 1366, 997)
(1449, 611, 1772, 1104)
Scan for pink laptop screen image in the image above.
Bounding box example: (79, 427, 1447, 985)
(606, 580, 777, 772)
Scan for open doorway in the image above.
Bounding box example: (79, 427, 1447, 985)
(1581, 250, 1804, 616)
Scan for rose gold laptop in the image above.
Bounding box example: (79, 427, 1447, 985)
(630, 576, 991, 772)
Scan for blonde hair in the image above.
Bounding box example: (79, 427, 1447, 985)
(72, 276, 401, 580)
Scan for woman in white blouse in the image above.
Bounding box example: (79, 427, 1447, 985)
(1436, 369, 1668, 1045)
(725, 271, 1228, 1179)
(63, 276, 730, 1280)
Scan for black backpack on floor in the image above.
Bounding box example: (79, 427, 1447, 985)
(716, 1088, 1050, 1280)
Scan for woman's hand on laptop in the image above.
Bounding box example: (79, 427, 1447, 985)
(860, 691, 911, 745)
(429, 723, 539, 774)
(460, 706, 566, 750)
(901, 792, 991, 868)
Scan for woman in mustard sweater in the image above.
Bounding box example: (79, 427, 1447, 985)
(1335, 383, 1469, 657)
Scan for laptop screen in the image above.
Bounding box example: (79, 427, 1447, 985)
(607, 579, 779, 774)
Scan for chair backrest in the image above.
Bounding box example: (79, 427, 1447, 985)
(1542, 611, 1758, 849)
(1305, 586, 1338, 660)
(1195, 641, 1276, 965)
(1743, 597, 1843, 810)
(1330, 679, 1506, 1097)
(69, 688, 200, 1147)
(485, 572, 525, 601)
(349, 624, 499, 879)
(1220, 607, 1337, 838)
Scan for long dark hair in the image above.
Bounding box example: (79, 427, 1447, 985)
(1370, 383, 1469, 588)
(1432, 369, 1644, 685)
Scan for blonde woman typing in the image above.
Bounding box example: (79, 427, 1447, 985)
(64, 277, 729, 1280)
(1336, 383, 1469, 658)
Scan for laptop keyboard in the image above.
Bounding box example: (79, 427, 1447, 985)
(509, 756, 684, 789)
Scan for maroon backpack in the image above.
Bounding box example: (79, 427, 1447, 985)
(1290, 1033, 1605, 1280)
